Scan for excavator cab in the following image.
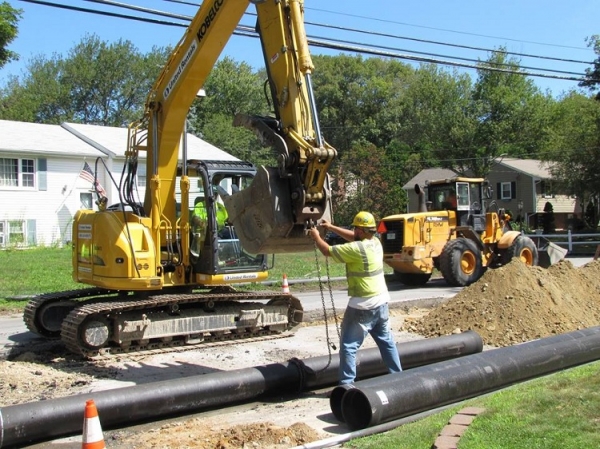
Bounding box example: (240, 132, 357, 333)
(185, 160, 268, 280)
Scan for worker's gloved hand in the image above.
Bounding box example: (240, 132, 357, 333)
(308, 227, 320, 240)
(319, 219, 331, 230)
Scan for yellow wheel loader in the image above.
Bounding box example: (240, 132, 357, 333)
(378, 177, 566, 287)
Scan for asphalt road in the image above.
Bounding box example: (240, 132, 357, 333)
(0, 256, 593, 353)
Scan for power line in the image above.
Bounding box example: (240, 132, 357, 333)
(306, 6, 590, 52)
(18, 0, 590, 83)
(159, 0, 592, 64)
(310, 34, 585, 77)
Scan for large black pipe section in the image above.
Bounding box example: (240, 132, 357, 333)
(330, 325, 600, 422)
(337, 326, 600, 430)
(0, 332, 482, 448)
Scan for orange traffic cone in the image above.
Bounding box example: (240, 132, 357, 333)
(282, 274, 290, 294)
(82, 399, 106, 449)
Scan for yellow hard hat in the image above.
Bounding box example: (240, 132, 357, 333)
(352, 211, 377, 230)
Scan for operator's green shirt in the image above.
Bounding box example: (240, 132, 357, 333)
(193, 201, 228, 228)
(329, 237, 386, 298)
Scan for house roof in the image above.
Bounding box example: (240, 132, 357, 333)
(0, 120, 239, 162)
(0, 120, 105, 158)
(63, 122, 239, 161)
(402, 168, 458, 190)
(497, 158, 552, 179)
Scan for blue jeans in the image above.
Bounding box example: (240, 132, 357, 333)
(339, 303, 402, 385)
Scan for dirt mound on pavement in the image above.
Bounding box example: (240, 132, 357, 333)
(411, 259, 600, 346)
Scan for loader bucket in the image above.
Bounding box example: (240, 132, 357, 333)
(224, 166, 330, 254)
(531, 236, 568, 268)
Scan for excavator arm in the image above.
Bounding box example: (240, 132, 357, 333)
(227, 0, 336, 253)
(131, 0, 336, 258)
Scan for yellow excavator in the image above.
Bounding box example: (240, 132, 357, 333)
(24, 0, 337, 357)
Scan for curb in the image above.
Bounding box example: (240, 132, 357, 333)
(432, 407, 485, 449)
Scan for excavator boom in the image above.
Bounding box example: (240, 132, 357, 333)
(141, 0, 335, 256)
(226, 0, 336, 253)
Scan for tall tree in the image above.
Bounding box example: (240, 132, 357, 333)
(466, 48, 552, 177)
(0, 34, 170, 126)
(580, 35, 600, 100)
(0, 2, 20, 69)
(312, 54, 412, 155)
(332, 142, 404, 224)
(542, 92, 600, 224)
(187, 57, 273, 165)
(397, 63, 475, 176)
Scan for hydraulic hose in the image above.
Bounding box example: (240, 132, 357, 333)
(0, 331, 482, 448)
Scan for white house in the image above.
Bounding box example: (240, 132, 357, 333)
(0, 120, 238, 247)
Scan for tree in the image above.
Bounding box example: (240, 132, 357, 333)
(580, 35, 600, 100)
(542, 92, 600, 214)
(466, 48, 552, 177)
(332, 142, 404, 224)
(187, 57, 273, 166)
(312, 54, 411, 155)
(0, 34, 170, 126)
(397, 63, 475, 175)
(0, 2, 20, 69)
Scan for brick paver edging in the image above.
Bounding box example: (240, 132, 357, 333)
(431, 407, 486, 449)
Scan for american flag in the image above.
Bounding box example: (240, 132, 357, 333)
(79, 162, 107, 197)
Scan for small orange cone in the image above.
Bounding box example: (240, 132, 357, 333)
(282, 274, 290, 294)
(82, 399, 106, 449)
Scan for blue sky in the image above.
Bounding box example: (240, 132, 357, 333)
(3, 0, 598, 98)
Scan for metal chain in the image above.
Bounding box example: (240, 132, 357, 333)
(312, 239, 341, 372)
(323, 255, 341, 341)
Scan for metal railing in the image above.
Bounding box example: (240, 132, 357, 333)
(525, 230, 600, 254)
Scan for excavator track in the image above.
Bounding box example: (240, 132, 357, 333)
(56, 291, 303, 358)
(23, 288, 116, 338)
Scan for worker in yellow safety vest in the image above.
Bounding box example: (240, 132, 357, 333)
(308, 211, 402, 385)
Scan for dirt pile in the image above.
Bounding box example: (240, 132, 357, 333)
(411, 259, 600, 346)
(112, 420, 324, 449)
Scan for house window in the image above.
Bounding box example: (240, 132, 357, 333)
(80, 193, 93, 209)
(0, 220, 27, 247)
(500, 182, 512, 200)
(541, 181, 554, 198)
(137, 175, 146, 187)
(0, 157, 36, 188)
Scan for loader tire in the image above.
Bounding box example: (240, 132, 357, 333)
(393, 271, 432, 286)
(439, 238, 483, 287)
(501, 235, 539, 266)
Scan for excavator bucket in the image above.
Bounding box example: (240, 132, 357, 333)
(224, 166, 330, 254)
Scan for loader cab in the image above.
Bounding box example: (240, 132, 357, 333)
(186, 160, 267, 277)
(427, 178, 487, 232)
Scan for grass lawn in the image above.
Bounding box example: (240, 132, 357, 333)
(0, 246, 350, 311)
(347, 361, 600, 449)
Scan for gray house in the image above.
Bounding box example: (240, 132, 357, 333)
(404, 158, 580, 230)
(487, 158, 579, 231)
(0, 120, 237, 247)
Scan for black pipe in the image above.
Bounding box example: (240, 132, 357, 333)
(326, 330, 482, 421)
(330, 325, 600, 422)
(0, 332, 482, 448)
(337, 326, 600, 430)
